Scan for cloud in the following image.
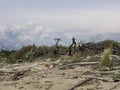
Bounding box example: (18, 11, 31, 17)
(1, 0, 120, 36)
(40, 9, 120, 33)
(1, 2, 120, 34)
(0, 21, 120, 49)
(0, 22, 46, 47)
(1, 1, 120, 49)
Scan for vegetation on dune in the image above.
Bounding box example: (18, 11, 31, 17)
(100, 48, 111, 67)
(0, 39, 120, 64)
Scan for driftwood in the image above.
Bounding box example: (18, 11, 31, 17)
(109, 83, 120, 90)
(0, 63, 39, 74)
(0, 67, 30, 81)
(0, 68, 30, 74)
(81, 75, 113, 82)
(12, 71, 25, 80)
(68, 75, 114, 90)
(68, 78, 93, 90)
(56, 62, 100, 69)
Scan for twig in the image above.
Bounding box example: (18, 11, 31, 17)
(109, 83, 120, 90)
(81, 75, 113, 82)
(0, 68, 30, 74)
(68, 78, 93, 90)
(56, 62, 100, 69)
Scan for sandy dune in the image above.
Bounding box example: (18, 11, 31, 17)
(0, 62, 120, 90)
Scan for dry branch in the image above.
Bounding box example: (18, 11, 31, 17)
(68, 78, 93, 90)
(81, 75, 113, 82)
(109, 83, 120, 90)
(0, 68, 30, 74)
(56, 62, 100, 69)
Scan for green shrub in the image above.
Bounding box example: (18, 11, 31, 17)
(100, 48, 111, 67)
(6, 59, 16, 64)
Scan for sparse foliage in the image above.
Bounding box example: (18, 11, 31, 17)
(100, 48, 111, 67)
(0, 39, 120, 64)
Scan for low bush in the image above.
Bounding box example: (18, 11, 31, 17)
(100, 48, 111, 67)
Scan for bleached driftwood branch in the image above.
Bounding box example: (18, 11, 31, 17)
(56, 62, 100, 69)
(68, 78, 93, 90)
(0, 68, 30, 74)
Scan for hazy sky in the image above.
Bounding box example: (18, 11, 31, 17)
(0, 0, 120, 48)
(0, 0, 120, 33)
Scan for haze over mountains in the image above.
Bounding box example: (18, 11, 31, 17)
(0, 0, 120, 49)
(0, 22, 120, 49)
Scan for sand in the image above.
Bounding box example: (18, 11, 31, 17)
(0, 61, 120, 90)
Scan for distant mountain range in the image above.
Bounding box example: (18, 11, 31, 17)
(0, 39, 16, 50)
(0, 22, 120, 49)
